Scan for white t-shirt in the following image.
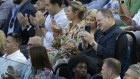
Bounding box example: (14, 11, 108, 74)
(0, 50, 27, 78)
(2, 49, 27, 63)
(44, 9, 68, 49)
(133, 10, 140, 26)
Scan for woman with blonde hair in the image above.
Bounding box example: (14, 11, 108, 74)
(79, 9, 98, 50)
(50, 1, 89, 66)
(85, 9, 98, 34)
(51, 1, 88, 55)
(0, 30, 6, 57)
(51, 1, 88, 47)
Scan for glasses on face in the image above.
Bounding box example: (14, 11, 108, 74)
(27, 44, 37, 47)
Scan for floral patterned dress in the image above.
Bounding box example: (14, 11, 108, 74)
(62, 20, 85, 46)
(51, 20, 86, 64)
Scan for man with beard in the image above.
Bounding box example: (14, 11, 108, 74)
(68, 55, 91, 79)
(2, 0, 36, 45)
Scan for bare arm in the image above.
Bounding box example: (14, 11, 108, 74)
(118, 0, 135, 17)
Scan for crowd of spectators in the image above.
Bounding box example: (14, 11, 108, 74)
(0, 0, 140, 79)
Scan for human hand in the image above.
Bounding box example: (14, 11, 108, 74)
(30, 11, 45, 28)
(120, 15, 132, 25)
(79, 31, 94, 43)
(17, 12, 29, 29)
(51, 19, 62, 35)
(123, 26, 133, 31)
(62, 41, 77, 51)
(1, 66, 19, 79)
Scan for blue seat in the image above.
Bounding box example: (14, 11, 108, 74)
(115, 31, 136, 78)
(20, 45, 29, 59)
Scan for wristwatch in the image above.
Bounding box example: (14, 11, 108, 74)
(25, 25, 30, 28)
(133, 26, 136, 31)
(39, 24, 45, 28)
(120, 0, 125, 4)
(90, 42, 95, 47)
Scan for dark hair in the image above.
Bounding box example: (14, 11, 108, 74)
(29, 45, 53, 71)
(97, 8, 114, 19)
(7, 33, 22, 47)
(69, 1, 88, 20)
(103, 58, 121, 75)
(68, 55, 89, 76)
(50, 0, 63, 7)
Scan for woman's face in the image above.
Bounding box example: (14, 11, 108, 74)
(85, 15, 96, 28)
(66, 6, 76, 21)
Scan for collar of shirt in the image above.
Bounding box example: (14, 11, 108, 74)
(53, 9, 65, 20)
(115, 76, 121, 79)
(14, 1, 25, 10)
(3, 50, 20, 59)
(102, 24, 117, 36)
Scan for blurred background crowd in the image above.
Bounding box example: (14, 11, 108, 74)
(0, 0, 140, 79)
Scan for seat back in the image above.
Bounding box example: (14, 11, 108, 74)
(115, 31, 136, 78)
(20, 45, 29, 59)
(132, 31, 140, 63)
(54, 63, 71, 79)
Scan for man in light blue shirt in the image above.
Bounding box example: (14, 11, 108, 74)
(83, 0, 110, 10)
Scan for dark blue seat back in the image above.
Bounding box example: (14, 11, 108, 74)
(115, 31, 136, 78)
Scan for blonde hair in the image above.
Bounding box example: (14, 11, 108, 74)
(85, 9, 98, 29)
(85, 9, 97, 20)
(69, 1, 88, 20)
(0, 30, 6, 53)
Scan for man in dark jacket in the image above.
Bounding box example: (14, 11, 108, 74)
(2, 0, 36, 45)
(78, 8, 128, 75)
(79, 8, 127, 60)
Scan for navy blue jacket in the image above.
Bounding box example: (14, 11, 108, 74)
(79, 24, 128, 60)
(2, 1, 37, 44)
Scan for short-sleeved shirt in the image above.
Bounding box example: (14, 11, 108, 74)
(132, 10, 140, 25)
(125, 0, 140, 14)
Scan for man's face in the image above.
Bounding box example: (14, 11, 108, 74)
(35, 0, 46, 11)
(101, 63, 110, 79)
(73, 63, 87, 79)
(4, 36, 17, 54)
(96, 12, 109, 32)
(13, 0, 22, 4)
(45, 0, 56, 16)
(26, 37, 37, 51)
(123, 69, 137, 79)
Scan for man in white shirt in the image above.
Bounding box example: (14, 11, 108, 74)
(101, 58, 121, 79)
(43, 0, 68, 49)
(3, 33, 27, 63)
(30, 0, 68, 49)
(0, 33, 27, 78)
